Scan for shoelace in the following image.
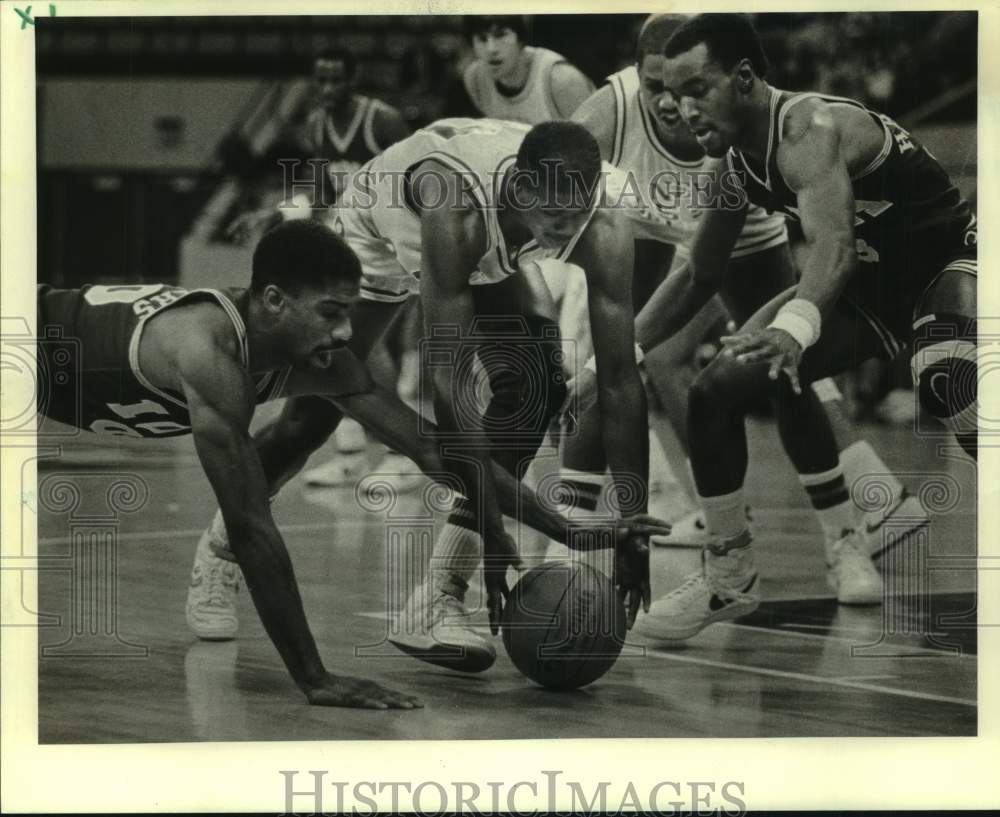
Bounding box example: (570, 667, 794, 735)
(431, 593, 468, 625)
(662, 571, 705, 600)
(204, 565, 237, 608)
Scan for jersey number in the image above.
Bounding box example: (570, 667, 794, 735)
(89, 398, 189, 437)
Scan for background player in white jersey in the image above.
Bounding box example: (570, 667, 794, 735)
(460, 16, 594, 124)
(559, 15, 925, 605)
(192, 118, 656, 669)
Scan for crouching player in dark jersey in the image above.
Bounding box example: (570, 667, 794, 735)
(37, 220, 668, 703)
(629, 14, 977, 640)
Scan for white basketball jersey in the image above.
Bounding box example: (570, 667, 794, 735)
(343, 118, 598, 289)
(463, 47, 569, 125)
(606, 66, 787, 259)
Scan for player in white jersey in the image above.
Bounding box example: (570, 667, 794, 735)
(558, 15, 925, 609)
(192, 117, 657, 669)
(460, 16, 594, 125)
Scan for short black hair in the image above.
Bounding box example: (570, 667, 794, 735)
(251, 220, 361, 295)
(663, 13, 769, 77)
(313, 48, 357, 79)
(463, 15, 529, 44)
(635, 14, 687, 66)
(515, 121, 602, 207)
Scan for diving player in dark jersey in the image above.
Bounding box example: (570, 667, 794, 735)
(629, 14, 977, 640)
(38, 220, 668, 694)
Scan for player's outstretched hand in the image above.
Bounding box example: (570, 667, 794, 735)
(614, 513, 671, 544)
(304, 672, 423, 709)
(720, 327, 804, 395)
(560, 367, 598, 425)
(484, 529, 523, 636)
(614, 534, 651, 629)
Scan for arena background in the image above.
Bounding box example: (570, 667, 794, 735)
(36, 12, 976, 285)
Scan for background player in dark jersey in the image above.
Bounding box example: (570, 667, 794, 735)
(37, 220, 669, 702)
(629, 13, 977, 640)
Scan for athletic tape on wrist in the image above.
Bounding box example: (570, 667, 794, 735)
(769, 298, 821, 349)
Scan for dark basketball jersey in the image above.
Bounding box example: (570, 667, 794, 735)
(304, 96, 389, 203)
(727, 90, 977, 348)
(37, 284, 290, 438)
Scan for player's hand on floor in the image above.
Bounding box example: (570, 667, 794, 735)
(614, 534, 651, 629)
(720, 327, 804, 394)
(304, 673, 423, 709)
(483, 529, 523, 636)
(560, 367, 598, 424)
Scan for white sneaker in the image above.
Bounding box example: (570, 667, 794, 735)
(650, 506, 752, 549)
(863, 489, 929, 559)
(186, 525, 241, 640)
(388, 586, 496, 672)
(634, 540, 760, 641)
(827, 530, 883, 605)
(303, 451, 370, 487)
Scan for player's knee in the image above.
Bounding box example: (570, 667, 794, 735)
(688, 355, 743, 413)
(911, 312, 977, 422)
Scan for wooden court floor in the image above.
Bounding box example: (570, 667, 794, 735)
(33, 416, 978, 742)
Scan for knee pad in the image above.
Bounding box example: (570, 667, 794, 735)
(911, 312, 977, 422)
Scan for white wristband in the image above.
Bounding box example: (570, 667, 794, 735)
(583, 344, 645, 375)
(768, 298, 821, 349)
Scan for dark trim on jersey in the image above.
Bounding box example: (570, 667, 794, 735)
(729, 87, 781, 192)
(361, 282, 410, 302)
(543, 59, 567, 120)
(610, 73, 627, 167)
(841, 290, 903, 359)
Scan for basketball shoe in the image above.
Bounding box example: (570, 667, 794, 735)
(861, 488, 929, 559)
(186, 513, 241, 640)
(827, 529, 883, 605)
(634, 533, 760, 641)
(388, 583, 496, 672)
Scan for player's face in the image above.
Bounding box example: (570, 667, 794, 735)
(472, 27, 522, 82)
(521, 195, 592, 249)
(662, 43, 739, 157)
(314, 58, 352, 111)
(285, 280, 360, 369)
(637, 53, 701, 152)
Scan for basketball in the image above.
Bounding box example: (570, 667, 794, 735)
(501, 561, 627, 690)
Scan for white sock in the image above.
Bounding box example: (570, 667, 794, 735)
(430, 496, 482, 601)
(700, 488, 749, 542)
(839, 440, 904, 522)
(202, 509, 237, 562)
(798, 464, 860, 553)
(545, 469, 614, 576)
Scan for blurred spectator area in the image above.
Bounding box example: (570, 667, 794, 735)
(36, 13, 976, 289)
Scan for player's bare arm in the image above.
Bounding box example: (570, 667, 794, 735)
(633, 157, 746, 353)
(550, 61, 596, 119)
(720, 103, 858, 390)
(413, 161, 520, 633)
(571, 210, 652, 624)
(169, 312, 420, 709)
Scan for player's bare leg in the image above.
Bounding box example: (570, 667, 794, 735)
(635, 294, 891, 641)
(390, 267, 566, 671)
